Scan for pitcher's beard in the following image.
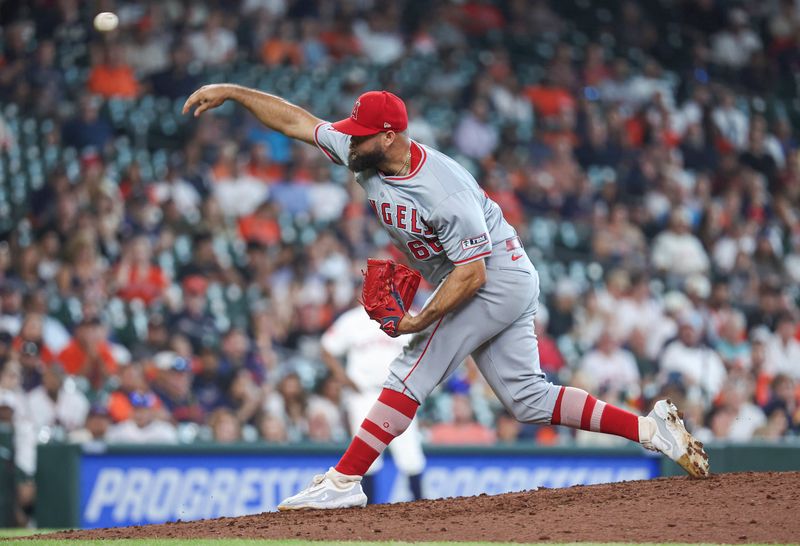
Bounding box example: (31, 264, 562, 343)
(348, 148, 386, 173)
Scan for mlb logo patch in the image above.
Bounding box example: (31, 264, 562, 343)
(461, 233, 488, 250)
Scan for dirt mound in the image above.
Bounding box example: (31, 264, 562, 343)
(36, 471, 800, 543)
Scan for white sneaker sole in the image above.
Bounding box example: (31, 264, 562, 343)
(277, 493, 368, 511)
(659, 399, 710, 479)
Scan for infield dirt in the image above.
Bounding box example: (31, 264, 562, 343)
(37, 471, 800, 543)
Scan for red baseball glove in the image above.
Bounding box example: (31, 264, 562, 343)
(361, 259, 421, 337)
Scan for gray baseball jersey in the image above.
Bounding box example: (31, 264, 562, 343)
(314, 122, 561, 424)
(314, 122, 516, 286)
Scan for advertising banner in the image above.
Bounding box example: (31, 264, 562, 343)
(79, 448, 658, 528)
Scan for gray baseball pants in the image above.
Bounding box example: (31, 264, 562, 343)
(384, 238, 561, 424)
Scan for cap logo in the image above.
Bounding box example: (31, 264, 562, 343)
(383, 122, 391, 128)
(351, 100, 361, 120)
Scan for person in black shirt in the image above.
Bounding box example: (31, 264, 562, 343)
(740, 119, 778, 188)
(150, 43, 199, 100)
(60, 96, 113, 153)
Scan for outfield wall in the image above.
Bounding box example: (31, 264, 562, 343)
(32, 441, 800, 529)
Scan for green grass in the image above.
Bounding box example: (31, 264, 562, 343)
(0, 534, 795, 546)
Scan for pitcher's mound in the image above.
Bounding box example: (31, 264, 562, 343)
(44, 471, 800, 543)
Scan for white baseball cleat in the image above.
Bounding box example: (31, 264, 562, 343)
(641, 399, 710, 479)
(278, 467, 368, 510)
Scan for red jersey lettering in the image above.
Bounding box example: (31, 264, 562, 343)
(410, 208, 422, 234)
(380, 202, 392, 225)
(396, 205, 408, 230)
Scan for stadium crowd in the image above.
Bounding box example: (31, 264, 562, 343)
(1, 0, 800, 509)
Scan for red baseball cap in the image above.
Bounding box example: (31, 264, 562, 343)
(331, 91, 408, 136)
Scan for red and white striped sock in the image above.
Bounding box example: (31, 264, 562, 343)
(335, 388, 419, 476)
(550, 386, 641, 442)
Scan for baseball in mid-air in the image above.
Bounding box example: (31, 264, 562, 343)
(93, 12, 119, 32)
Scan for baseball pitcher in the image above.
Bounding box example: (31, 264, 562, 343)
(183, 86, 709, 510)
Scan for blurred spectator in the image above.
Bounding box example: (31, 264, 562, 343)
(659, 312, 727, 401)
(209, 407, 242, 443)
(495, 409, 521, 443)
(307, 409, 333, 443)
(226, 368, 262, 425)
(69, 404, 112, 443)
(192, 347, 232, 414)
(651, 208, 710, 279)
(307, 374, 346, 442)
(592, 204, 646, 267)
(746, 283, 784, 331)
(188, 10, 237, 67)
(711, 9, 762, 70)
(764, 313, 800, 380)
(130, 313, 171, 361)
(149, 43, 200, 99)
(428, 393, 496, 445)
(749, 327, 774, 405)
(26, 39, 63, 117)
(260, 21, 303, 67)
(218, 328, 265, 384)
(86, 43, 140, 99)
(59, 96, 113, 154)
(547, 278, 579, 338)
(152, 352, 204, 423)
(740, 123, 779, 186)
(107, 363, 159, 423)
(124, 22, 171, 78)
(244, 143, 285, 184)
(151, 162, 202, 219)
(106, 392, 178, 443)
(169, 275, 218, 352)
(578, 329, 641, 399)
(308, 164, 349, 224)
(525, 76, 574, 122)
(714, 312, 751, 371)
(695, 404, 736, 442)
(14, 306, 66, 359)
(238, 201, 281, 247)
(113, 235, 169, 305)
(615, 273, 661, 341)
(353, 11, 405, 66)
(755, 405, 791, 439)
(26, 364, 89, 432)
(318, 18, 362, 61)
(761, 374, 800, 434)
(258, 412, 288, 443)
(720, 377, 767, 441)
(680, 123, 718, 173)
(453, 99, 499, 160)
(178, 233, 226, 281)
(55, 233, 108, 303)
(16, 341, 44, 393)
(712, 90, 749, 151)
(265, 371, 308, 442)
(573, 290, 608, 352)
(57, 317, 119, 391)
